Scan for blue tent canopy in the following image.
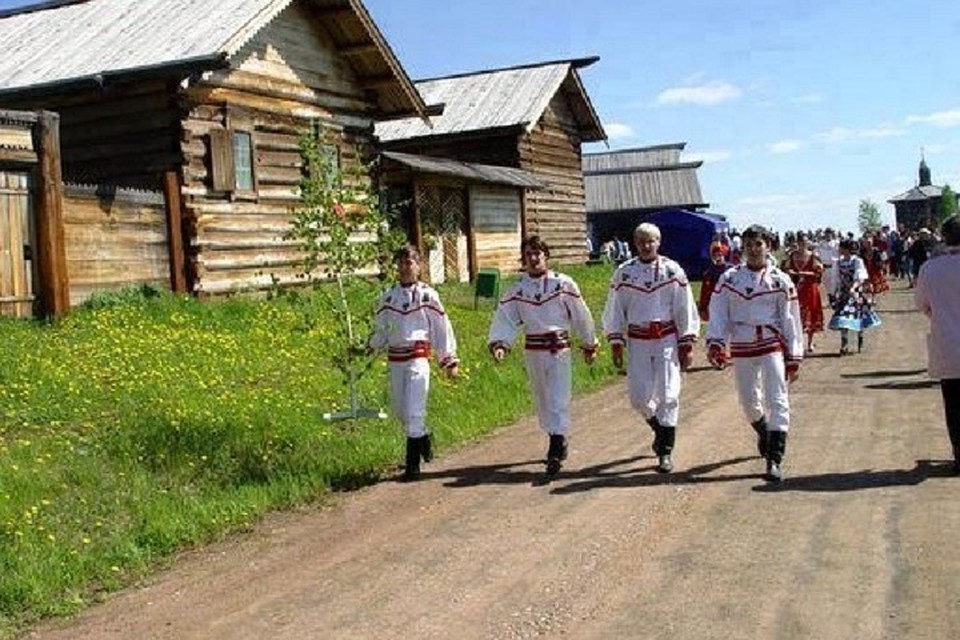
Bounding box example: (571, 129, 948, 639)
(645, 209, 730, 279)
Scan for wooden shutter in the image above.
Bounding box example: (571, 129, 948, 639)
(209, 128, 235, 192)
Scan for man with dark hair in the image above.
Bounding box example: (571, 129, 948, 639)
(489, 235, 599, 475)
(602, 222, 699, 473)
(915, 215, 960, 473)
(705, 224, 804, 482)
(370, 245, 459, 481)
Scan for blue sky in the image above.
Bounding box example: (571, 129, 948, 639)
(3, 0, 958, 233)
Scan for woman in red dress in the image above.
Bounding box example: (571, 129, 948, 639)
(861, 235, 890, 294)
(783, 232, 825, 353)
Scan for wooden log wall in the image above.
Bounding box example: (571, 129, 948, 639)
(178, 2, 382, 296)
(519, 92, 589, 264)
(61, 186, 170, 306)
(1, 80, 182, 190)
(381, 132, 521, 168)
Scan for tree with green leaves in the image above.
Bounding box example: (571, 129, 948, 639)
(285, 126, 407, 422)
(939, 184, 958, 224)
(857, 199, 883, 234)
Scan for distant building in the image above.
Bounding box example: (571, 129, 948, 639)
(583, 142, 709, 246)
(888, 158, 956, 231)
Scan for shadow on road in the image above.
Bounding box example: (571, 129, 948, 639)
(864, 380, 939, 390)
(842, 368, 927, 379)
(752, 459, 956, 493)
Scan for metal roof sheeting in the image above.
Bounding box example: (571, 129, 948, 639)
(382, 151, 543, 189)
(376, 59, 605, 143)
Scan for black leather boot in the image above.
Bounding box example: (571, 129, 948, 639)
(546, 434, 566, 475)
(420, 433, 433, 463)
(647, 416, 662, 454)
(751, 417, 768, 458)
(765, 430, 787, 483)
(402, 437, 421, 481)
(655, 427, 676, 473)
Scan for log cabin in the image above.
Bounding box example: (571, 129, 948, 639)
(375, 58, 607, 268)
(0, 0, 430, 315)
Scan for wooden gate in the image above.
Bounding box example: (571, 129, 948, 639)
(0, 170, 35, 318)
(416, 183, 468, 283)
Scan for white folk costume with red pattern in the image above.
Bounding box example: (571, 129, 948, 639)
(705, 263, 803, 432)
(602, 256, 699, 428)
(370, 282, 458, 438)
(488, 271, 598, 436)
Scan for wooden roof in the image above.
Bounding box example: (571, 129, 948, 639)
(888, 184, 944, 203)
(382, 151, 543, 189)
(375, 57, 606, 143)
(584, 143, 708, 213)
(0, 0, 429, 120)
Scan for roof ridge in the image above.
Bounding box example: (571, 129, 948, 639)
(584, 143, 687, 156)
(415, 55, 599, 84)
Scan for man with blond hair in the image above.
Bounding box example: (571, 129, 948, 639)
(602, 222, 699, 473)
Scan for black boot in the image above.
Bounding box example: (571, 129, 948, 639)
(546, 434, 566, 475)
(857, 333, 864, 353)
(751, 417, 768, 458)
(402, 437, 421, 481)
(765, 430, 787, 483)
(654, 427, 676, 473)
(647, 416, 662, 454)
(420, 433, 434, 463)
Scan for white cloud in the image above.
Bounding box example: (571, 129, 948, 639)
(906, 109, 960, 128)
(815, 126, 903, 143)
(603, 122, 634, 140)
(656, 82, 742, 106)
(683, 149, 733, 164)
(767, 140, 803, 154)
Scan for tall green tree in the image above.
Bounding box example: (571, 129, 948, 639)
(857, 199, 883, 233)
(939, 184, 958, 224)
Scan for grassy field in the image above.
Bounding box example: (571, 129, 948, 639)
(0, 262, 698, 635)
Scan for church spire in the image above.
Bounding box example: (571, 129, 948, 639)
(919, 149, 932, 187)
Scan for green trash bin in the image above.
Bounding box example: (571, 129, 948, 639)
(474, 267, 500, 309)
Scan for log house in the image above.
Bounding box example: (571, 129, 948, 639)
(0, 0, 430, 310)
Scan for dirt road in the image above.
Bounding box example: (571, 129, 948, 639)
(29, 281, 958, 640)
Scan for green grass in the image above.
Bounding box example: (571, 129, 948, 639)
(2, 262, 699, 636)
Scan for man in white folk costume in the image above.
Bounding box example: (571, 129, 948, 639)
(488, 235, 599, 475)
(602, 222, 700, 474)
(705, 224, 804, 482)
(370, 245, 459, 481)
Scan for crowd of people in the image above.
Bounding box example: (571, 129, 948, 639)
(368, 217, 958, 484)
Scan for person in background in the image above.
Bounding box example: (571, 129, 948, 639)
(602, 223, 700, 474)
(783, 232, 825, 353)
(488, 235, 598, 476)
(914, 215, 960, 473)
(828, 239, 880, 355)
(370, 245, 459, 481)
(699, 241, 730, 322)
(705, 224, 803, 482)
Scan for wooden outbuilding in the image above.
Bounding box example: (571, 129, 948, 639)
(376, 58, 607, 266)
(583, 143, 708, 249)
(0, 0, 430, 315)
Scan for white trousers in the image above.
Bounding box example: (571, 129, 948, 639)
(732, 352, 790, 432)
(523, 349, 573, 435)
(389, 358, 430, 437)
(626, 339, 681, 427)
